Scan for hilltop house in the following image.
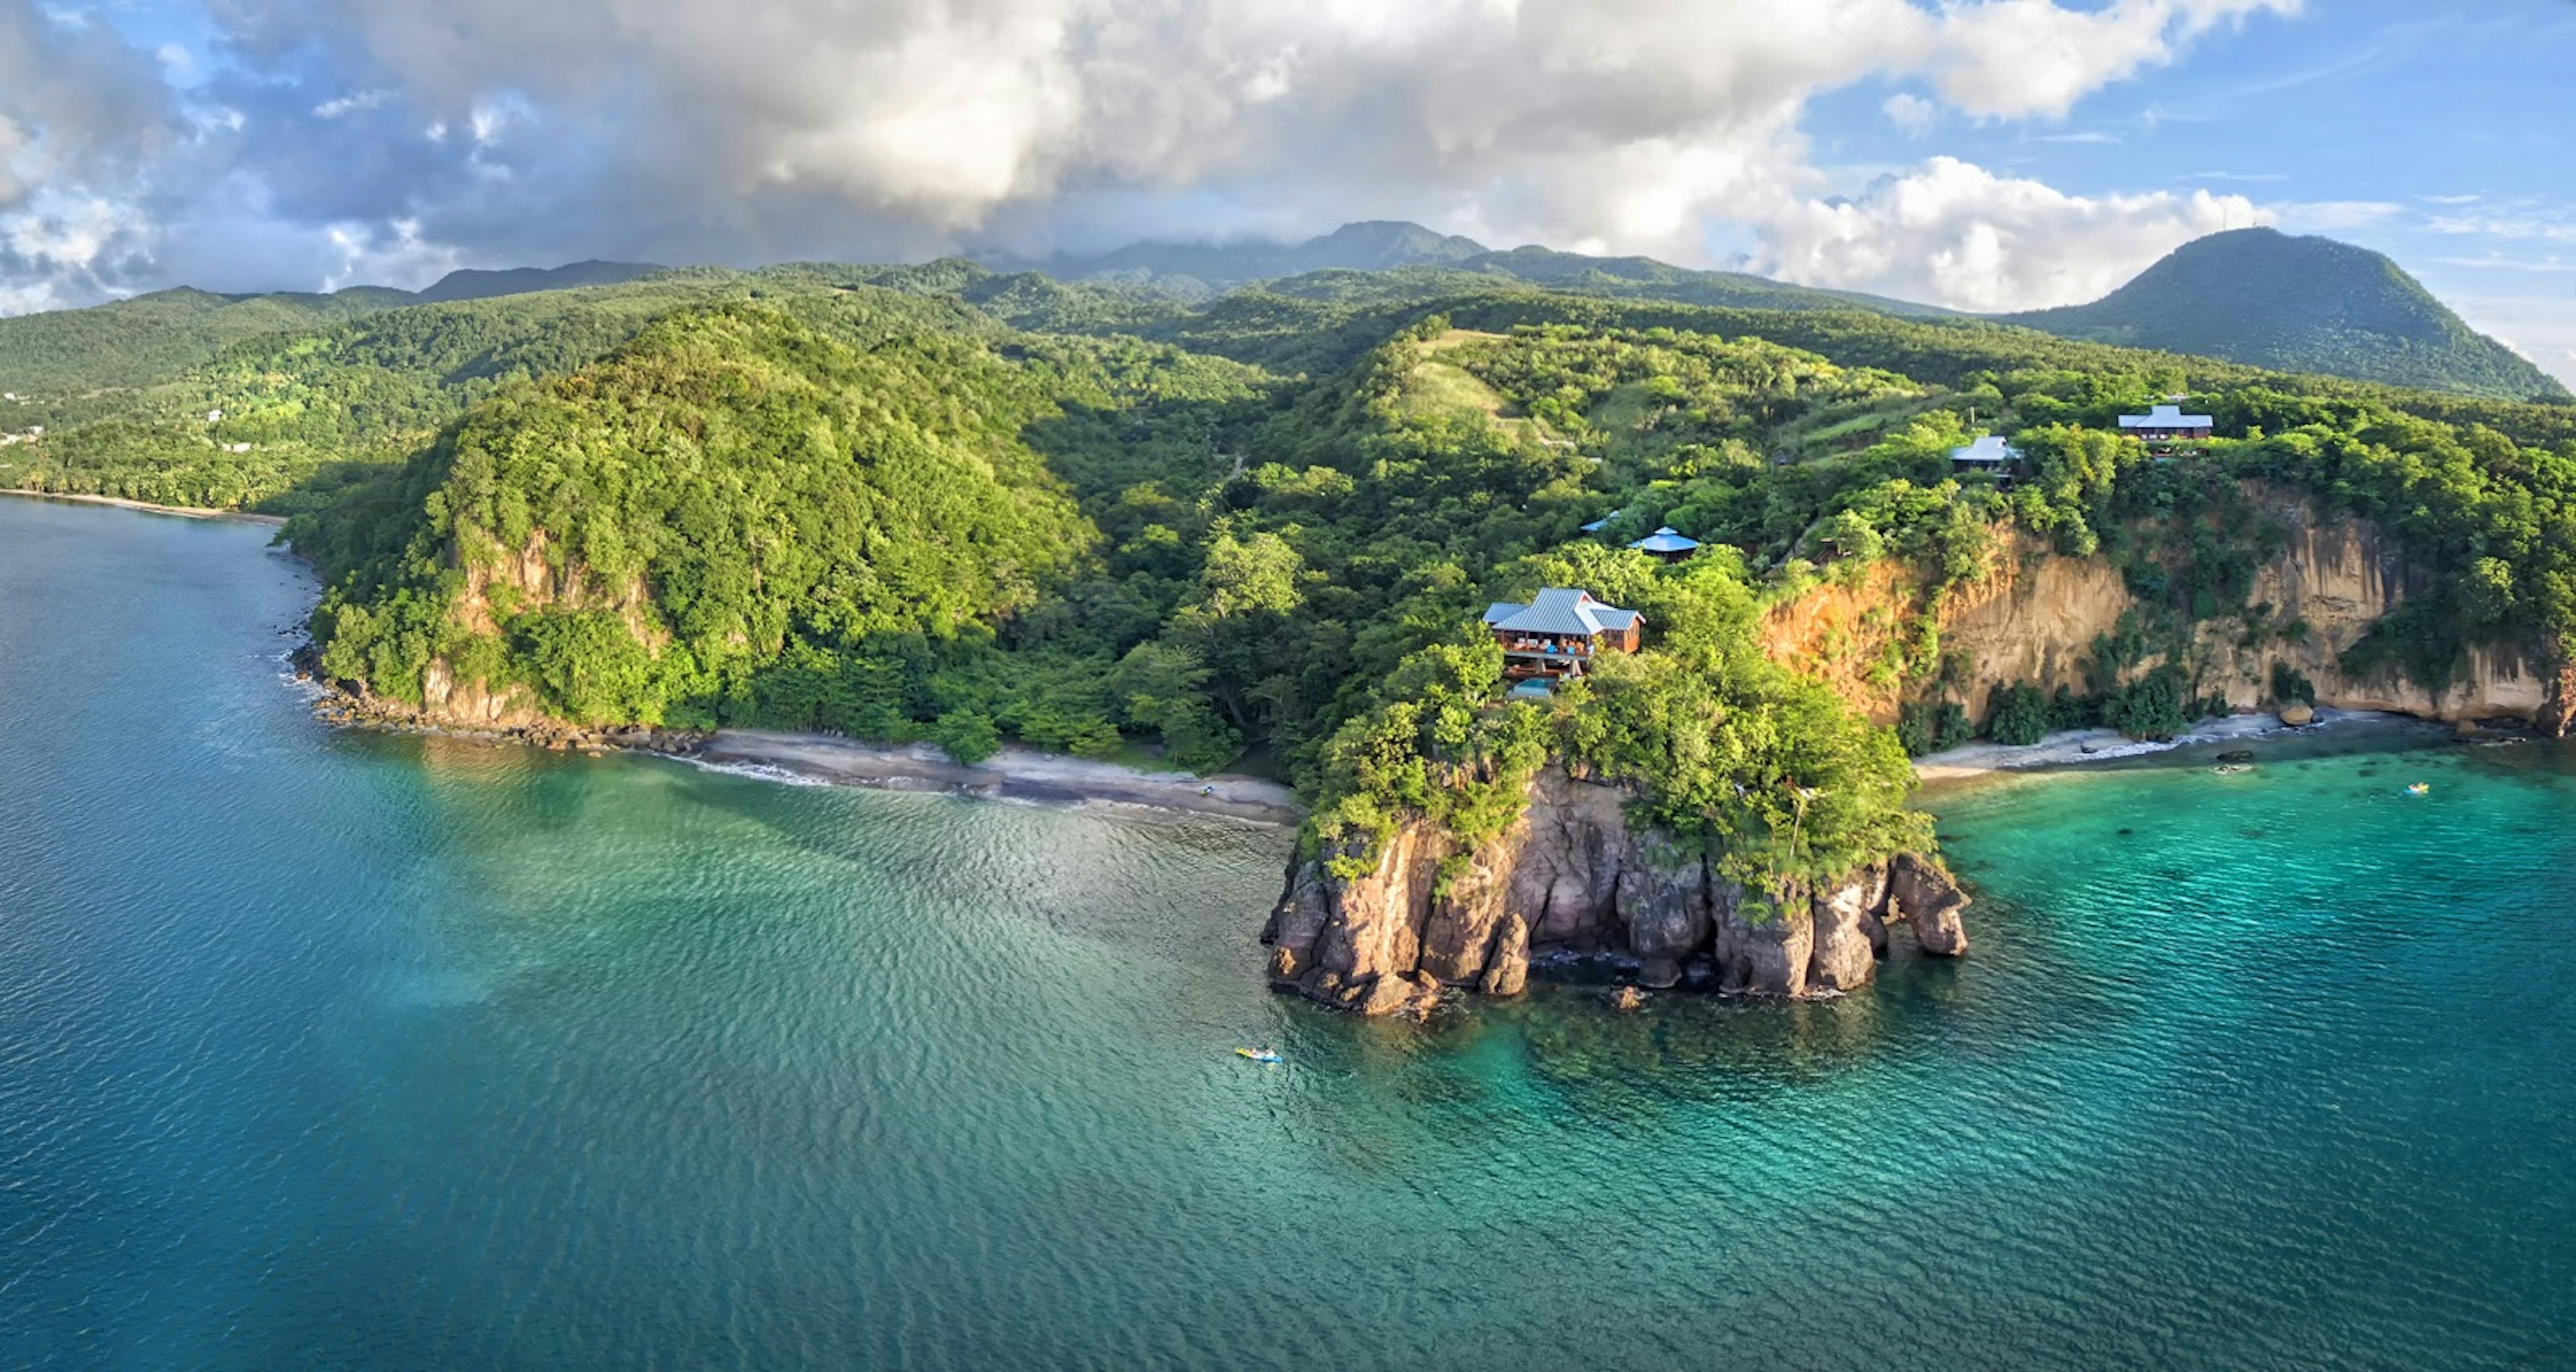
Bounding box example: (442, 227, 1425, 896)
(1626, 526, 1701, 564)
(2118, 403, 2215, 443)
(1483, 588, 1643, 693)
(1949, 435, 2022, 476)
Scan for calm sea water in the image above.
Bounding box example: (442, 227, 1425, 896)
(4, 495, 2572, 1369)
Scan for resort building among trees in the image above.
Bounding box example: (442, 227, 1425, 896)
(1483, 589, 1644, 696)
(1626, 526, 1701, 564)
(2118, 403, 2216, 452)
(1948, 435, 2023, 478)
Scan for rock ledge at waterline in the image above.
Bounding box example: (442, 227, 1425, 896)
(1263, 768, 1965, 1016)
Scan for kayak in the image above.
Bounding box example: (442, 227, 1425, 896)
(2406, 782, 2430, 796)
(1234, 1047, 1282, 1064)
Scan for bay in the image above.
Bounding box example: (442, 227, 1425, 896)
(2, 496, 2568, 1369)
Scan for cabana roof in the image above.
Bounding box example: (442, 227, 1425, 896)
(2118, 403, 2215, 429)
(1627, 526, 1701, 554)
(1949, 435, 2021, 465)
(1483, 588, 1642, 637)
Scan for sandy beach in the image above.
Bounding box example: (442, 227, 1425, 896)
(1911, 708, 2404, 782)
(692, 729, 1307, 826)
(0, 488, 288, 526)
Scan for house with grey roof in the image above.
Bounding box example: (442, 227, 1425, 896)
(2118, 403, 2215, 443)
(1482, 588, 1644, 690)
(1948, 435, 2022, 473)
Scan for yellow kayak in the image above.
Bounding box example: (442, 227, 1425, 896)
(1234, 1047, 1282, 1064)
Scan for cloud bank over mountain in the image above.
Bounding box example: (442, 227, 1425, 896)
(0, 0, 2310, 315)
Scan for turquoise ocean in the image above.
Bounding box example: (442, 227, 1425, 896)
(2, 495, 2570, 1369)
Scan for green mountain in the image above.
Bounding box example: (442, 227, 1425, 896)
(2000, 228, 2569, 403)
(0, 286, 403, 394)
(0, 261, 665, 401)
(413, 260, 663, 304)
(1030, 219, 1953, 317)
(1038, 219, 1488, 288)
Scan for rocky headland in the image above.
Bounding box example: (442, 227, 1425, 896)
(1263, 767, 1967, 1017)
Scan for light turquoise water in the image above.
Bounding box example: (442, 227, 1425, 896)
(3, 495, 2572, 1369)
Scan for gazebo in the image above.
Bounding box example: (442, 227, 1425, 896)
(1626, 526, 1701, 564)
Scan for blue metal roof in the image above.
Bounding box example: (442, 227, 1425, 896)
(1627, 525, 1700, 553)
(1485, 588, 1640, 637)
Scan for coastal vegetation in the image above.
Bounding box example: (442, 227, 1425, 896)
(7, 242, 2576, 890)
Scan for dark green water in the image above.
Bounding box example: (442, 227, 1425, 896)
(4, 496, 2572, 1369)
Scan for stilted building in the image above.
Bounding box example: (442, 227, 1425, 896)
(1481, 589, 1644, 694)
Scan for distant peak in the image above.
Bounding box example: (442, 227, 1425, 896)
(415, 260, 663, 305)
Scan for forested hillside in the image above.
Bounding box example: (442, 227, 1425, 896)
(1030, 218, 1951, 317)
(2004, 229, 2570, 403)
(0, 261, 666, 413)
(11, 249, 2576, 887)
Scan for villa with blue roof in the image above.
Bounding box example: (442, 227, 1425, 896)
(1483, 588, 1644, 694)
(1627, 526, 1701, 564)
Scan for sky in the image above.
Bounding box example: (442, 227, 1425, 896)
(3, 0, 2573, 385)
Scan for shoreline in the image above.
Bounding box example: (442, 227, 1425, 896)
(689, 730, 1306, 827)
(1, 488, 288, 527)
(1911, 707, 2448, 783)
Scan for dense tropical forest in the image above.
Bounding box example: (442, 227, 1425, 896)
(7, 247, 2576, 880)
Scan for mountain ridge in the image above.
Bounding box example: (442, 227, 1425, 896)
(1020, 219, 1956, 318)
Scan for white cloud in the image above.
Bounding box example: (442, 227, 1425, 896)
(0, 116, 24, 205)
(0, 186, 154, 312)
(321, 216, 461, 291)
(0, 0, 2304, 309)
(1884, 93, 1939, 138)
(1754, 156, 2264, 311)
(313, 89, 393, 119)
(2428, 210, 2576, 244)
(1927, 0, 2303, 119)
(205, 0, 2297, 261)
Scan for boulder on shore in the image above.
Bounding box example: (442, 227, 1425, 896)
(1479, 913, 1531, 997)
(1887, 853, 1970, 957)
(2279, 703, 2316, 727)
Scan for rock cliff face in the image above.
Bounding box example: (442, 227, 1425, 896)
(1262, 768, 1968, 1015)
(1761, 494, 2571, 732)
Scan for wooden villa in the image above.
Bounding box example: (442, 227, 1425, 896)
(1483, 588, 1644, 694)
(1949, 435, 2023, 480)
(2118, 403, 2215, 451)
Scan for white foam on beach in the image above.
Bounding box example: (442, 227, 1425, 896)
(1913, 708, 2400, 780)
(674, 756, 837, 788)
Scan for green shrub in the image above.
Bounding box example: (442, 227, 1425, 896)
(2269, 660, 2316, 705)
(933, 710, 1003, 765)
(1986, 682, 2050, 746)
